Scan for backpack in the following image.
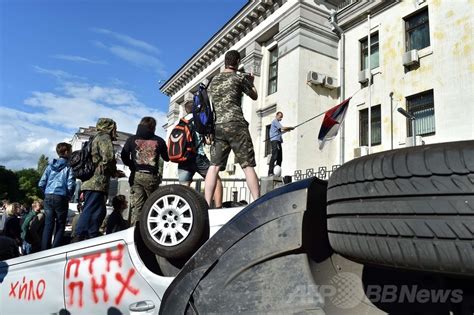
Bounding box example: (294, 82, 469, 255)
(25, 212, 45, 245)
(168, 118, 196, 163)
(192, 81, 215, 136)
(69, 135, 96, 181)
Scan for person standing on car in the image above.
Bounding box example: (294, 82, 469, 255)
(121, 117, 169, 226)
(205, 49, 259, 206)
(73, 118, 125, 242)
(177, 98, 223, 208)
(39, 143, 76, 249)
(268, 111, 294, 176)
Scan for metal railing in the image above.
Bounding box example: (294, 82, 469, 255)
(160, 165, 341, 203)
(292, 165, 341, 181)
(160, 178, 254, 204)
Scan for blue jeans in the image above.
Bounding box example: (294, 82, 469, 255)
(42, 194, 68, 250)
(178, 154, 211, 183)
(22, 241, 32, 255)
(74, 191, 106, 238)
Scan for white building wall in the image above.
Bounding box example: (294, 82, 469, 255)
(162, 0, 473, 181)
(342, 0, 474, 161)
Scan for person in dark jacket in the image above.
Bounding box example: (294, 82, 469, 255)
(0, 236, 20, 261)
(3, 203, 21, 246)
(21, 199, 44, 254)
(39, 142, 76, 250)
(106, 195, 129, 234)
(121, 117, 169, 226)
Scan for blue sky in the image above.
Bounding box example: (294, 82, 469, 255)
(0, 0, 247, 170)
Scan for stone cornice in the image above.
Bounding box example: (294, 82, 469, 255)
(160, 0, 285, 97)
(336, 0, 400, 32)
(256, 103, 277, 117)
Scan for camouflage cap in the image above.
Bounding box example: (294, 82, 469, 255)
(96, 118, 116, 133)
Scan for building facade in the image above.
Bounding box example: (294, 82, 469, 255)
(160, 0, 474, 180)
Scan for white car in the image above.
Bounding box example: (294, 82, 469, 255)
(0, 185, 243, 315)
(1, 142, 473, 315)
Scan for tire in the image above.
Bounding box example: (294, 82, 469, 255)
(327, 140, 474, 276)
(139, 184, 209, 259)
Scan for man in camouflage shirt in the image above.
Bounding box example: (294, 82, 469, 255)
(73, 118, 125, 241)
(204, 50, 260, 205)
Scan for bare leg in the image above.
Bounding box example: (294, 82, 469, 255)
(242, 166, 260, 201)
(204, 165, 220, 207)
(214, 176, 223, 208)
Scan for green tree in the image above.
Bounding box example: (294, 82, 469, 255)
(0, 166, 20, 201)
(37, 154, 49, 175)
(15, 168, 42, 204)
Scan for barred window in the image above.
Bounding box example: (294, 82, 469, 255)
(405, 8, 430, 51)
(359, 105, 381, 146)
(268, 47, 278, 95)
(406, 90, 435, 136)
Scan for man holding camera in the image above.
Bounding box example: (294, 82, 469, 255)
(204, 50, 260, 205)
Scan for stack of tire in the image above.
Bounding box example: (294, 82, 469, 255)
(327, 140, 474, 276)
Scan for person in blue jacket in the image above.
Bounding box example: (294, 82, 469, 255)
(38, 142, 76, 249)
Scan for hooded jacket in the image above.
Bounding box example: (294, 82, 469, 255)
(121, 124, 169, 175)
(38, 157, 76, 197)
(81, 118, 118, 193)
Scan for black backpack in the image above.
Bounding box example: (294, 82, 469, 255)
(69, 135, 96, 181)
(192, 80, 215, 136)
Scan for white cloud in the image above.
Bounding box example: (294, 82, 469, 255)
(0, 80, 167, 170)
(92, 28, 161, 54)
(33, 66, 86, 81)
(52, 54, 107, 64)
(108, 44, 167, 77)
(91, 29, 167, 77)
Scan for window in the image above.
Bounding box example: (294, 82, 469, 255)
(405, 8, 430, 51)
(265, 125, 271, 156)
(267, 47, 278, 95)
(359, 105, 381, 146)
(406, 90, 435, 136)
(360, 32, 379, 70)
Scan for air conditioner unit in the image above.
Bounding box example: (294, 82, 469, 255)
(226, 163, 236, 174)
(324, 76, 338, 89)
(405, 135, 423, 147)
(358, 69, 371, 84)
(403, 49, 419, 67)
(354, 146, 369, 158)
(307, 71, 325, 85)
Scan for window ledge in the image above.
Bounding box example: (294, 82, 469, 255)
(371, 67, 381, 75)
(418, 46, 432, 58)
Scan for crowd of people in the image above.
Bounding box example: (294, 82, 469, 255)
(1, 49, 292, 261)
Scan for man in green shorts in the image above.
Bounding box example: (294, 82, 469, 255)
(204, 50, 259, 206)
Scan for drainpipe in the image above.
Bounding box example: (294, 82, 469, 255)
(329, 10, 345, 165)
(389, 92, 394, 150)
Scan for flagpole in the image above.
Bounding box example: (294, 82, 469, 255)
(367, 13, 372, 154)
(263, 89, 362, 142)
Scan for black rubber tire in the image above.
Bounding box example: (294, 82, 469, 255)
(327, 140, 474, 276)
(139, 185, 209, 259)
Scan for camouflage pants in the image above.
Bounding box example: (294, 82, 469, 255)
(130, 172, 160, 226)
(210, 122, 256, 169)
